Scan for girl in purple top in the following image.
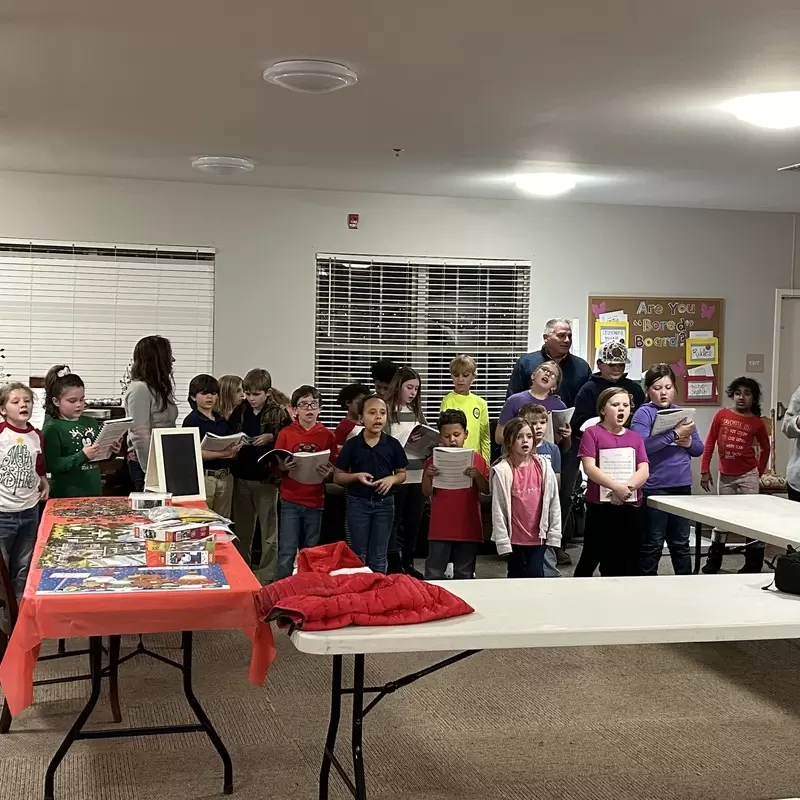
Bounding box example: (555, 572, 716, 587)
(575, 387, 649, 577)
(496, 361, 572, 451)
(630, 364, 703, 576)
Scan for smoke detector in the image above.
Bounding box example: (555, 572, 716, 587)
(263, 60, 358, 94)
(191, 156, 255, 175)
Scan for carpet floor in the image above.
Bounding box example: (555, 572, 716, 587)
(2, 561, 799, 799)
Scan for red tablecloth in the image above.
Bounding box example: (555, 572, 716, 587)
(0, 498, 275, 716)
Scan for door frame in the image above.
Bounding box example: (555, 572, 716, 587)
(770, 288, 800, 412)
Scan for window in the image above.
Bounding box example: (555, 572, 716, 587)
(0, 239, 215, 420)
(314, 253, 531, 426)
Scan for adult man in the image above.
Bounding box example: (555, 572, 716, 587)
(506, 319, 592, 563)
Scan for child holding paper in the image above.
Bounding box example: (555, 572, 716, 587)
(491, 417, 561, 578)
(631, 364, 702, 575)
(421, 409, 489, 580)
(274, 386, 337, 579)
(576, 386, 649, 577)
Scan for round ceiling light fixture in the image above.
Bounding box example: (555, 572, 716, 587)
(514, 173, 578, 197)
(191, 156, 255, 175)
(721, 91, 800, 130)
(263, 59, 358, 94)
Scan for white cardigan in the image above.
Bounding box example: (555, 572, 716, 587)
(490, 456, 562, 555)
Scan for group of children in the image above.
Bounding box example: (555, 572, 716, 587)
(0, 343, 773, 600)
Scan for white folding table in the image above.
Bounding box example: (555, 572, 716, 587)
(648, 494, 800, 574)
(290, 574, 800, 799)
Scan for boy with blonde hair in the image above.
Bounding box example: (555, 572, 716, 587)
(440, 355, 490, 464)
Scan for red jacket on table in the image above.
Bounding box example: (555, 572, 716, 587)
(274, 421, 337, 508)
(701, 409, 770, 476)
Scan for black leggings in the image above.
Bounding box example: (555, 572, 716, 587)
(389, 483, 425, 567)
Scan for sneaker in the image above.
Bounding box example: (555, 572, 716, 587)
(444, 562, 454, 579)
(555, 547, 572, 566)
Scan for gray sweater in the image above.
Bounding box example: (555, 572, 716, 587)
(782, 386, 800, 491)
(123, 380, 178, 470)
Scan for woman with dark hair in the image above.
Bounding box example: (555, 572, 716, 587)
(123, 335, 178, 491)
(631, 364, 703, 575)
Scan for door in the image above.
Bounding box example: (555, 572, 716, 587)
(775, 295, 800, 476)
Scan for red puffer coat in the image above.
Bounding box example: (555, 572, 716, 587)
(257, 543, 474, 631)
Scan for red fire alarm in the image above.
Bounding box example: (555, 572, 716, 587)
(348, 213, 359, 230)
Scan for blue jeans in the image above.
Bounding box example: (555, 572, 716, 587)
(507, 544, 547, 578)
(0, 506, 40, 598)
(641, 486, 692, 576)
(543, 546, 560, 577)
(346, 494, 395, 573)
(128, 458, 145, 492)
(277, 500, 323, 579)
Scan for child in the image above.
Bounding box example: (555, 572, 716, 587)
(229, 368, 291, 582)
(183, 374, 241, 517)
(518, 403, 562, 577)
(491, 417, 561, 578)
(371, 359, 398, 398)
(700, 377, 770, 574)
(274, 385, 337, 579)
(216, 374, 244, 420)
(334, 383, 371, 447)
(575, 387, 649, 577)
(439, 355, 491, 464)
(42, 365, 119, 498)
(421, 409, 489, 579)
(631, 364, 703, 576)
(334, 394, 407, 572)
(385, 366, 427, 576)
(0, 382, 49, 597)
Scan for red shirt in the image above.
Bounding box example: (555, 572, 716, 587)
(425, 452, 488, 543)
(275, 421, 337, 508)
(334, 417, 359, 448)
(701, 409, 770, 476)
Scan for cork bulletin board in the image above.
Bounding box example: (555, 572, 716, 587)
(587, 296, 725, 405)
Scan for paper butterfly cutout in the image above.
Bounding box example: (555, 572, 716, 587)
(700, 303, 715, 320)
(591, 301, 606, 316)
(670, 359, 686, 377)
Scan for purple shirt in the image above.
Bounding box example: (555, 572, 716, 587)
(499, 391, 566, 425)
(629, 402, 703, 490)
(578, 425, 648, 505)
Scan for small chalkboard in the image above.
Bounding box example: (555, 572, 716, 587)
(144, 428, 206, 501)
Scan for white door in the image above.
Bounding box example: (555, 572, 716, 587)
(775, 295, 800, 476)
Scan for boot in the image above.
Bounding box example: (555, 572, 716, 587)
(386, 552, 403, 574)
(738, 542, 765, 574)
(702, 540, 725, 574)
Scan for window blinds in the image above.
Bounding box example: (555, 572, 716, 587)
(314, 254, 531, 426)
(0, 240, 215, 419)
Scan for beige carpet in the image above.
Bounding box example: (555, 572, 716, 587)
(2, 626, 800, 800)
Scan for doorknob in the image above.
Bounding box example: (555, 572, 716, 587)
(777, 401, 787, 421)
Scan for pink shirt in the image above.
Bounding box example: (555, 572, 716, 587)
(578, 425, 648, 505)
(510, 458, 544, 545)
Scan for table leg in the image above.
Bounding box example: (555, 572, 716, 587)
(320, 655, 343, 800)
(107, 635, 122, 724)
(694, 521, 703, 574)
(351, 655, 367, 800)
(44, 636, 103, 800)
(180, 632, 233, 795)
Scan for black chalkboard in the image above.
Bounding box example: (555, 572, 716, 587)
(160, 431, 201, 498)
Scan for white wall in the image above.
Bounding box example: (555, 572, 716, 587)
(0, 171, 793, 439)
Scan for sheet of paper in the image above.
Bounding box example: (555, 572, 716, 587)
(30, 388, 46, 431)
(686, 380, 715, 401)
(598, 447, 637, 502)
(687, 364, 714, 377)
(398, 424, 440, 460)
(598, 310, 628, 322)
(551, 407, 575, 429)
(200, 433, 246, 452)
(432, 447, 473, 490)
(346, 425, 363, 441)
(626, 347, 643, 380)
(651, 408, 696, 436)
(90, 417, 133, 461)
(290, 450, 332, 485)
(692, 330, 713, 339)
(580, 416, 601, 432)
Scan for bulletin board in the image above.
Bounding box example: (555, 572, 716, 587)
(587, 296, 725, 405)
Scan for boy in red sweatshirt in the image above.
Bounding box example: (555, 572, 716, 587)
(700, 377, 770, 574)
(275, 385, 337, 579)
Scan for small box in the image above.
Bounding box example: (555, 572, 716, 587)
(144, 538, 216, 554)
(145, 548, 216, 567)
(129, 492, 173, 510)
(133, 522, 211, 542)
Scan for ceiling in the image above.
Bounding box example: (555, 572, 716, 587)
(3, 0, 800, 211)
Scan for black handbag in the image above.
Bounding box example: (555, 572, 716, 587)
(764, 548, 800, 595)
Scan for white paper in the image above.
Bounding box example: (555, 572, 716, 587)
(90, 417, 133, 461)
(551, 407, 575, 429)
(580, 416, 601, 432)
(598, 447, 637, 502)
(598, 310, 628, 322)
(290, 450, 332, 485)
(651, 408, 696, 437)
(692, 330, 713, 339)
(626, 347, 643, 380)
(432, 447, 474, 490)
(30, 388, 46, 432)
(397, 424, 440, 460)
(687, 364, 714, 377)
(599, 325, 627, 347)
(686, 380, 715, 400)
(346, 425, 363, 441)
(200, 433, 246, 452)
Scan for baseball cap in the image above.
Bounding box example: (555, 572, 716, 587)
(598, 341, 630, 365)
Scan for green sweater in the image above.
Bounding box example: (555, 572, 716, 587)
(43, 415, 102, 498)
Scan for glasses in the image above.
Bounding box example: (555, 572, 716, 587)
(538, 368, 558, 379)
(296, 401, 320, 410)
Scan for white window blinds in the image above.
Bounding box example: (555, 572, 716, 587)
(0, 240, 215, 418)
(314, 254, 531, 426)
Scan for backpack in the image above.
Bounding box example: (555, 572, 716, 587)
(764, 549, 800, 595)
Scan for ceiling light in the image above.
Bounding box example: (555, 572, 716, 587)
(514, 173, 577, 197)
(721, 92, 800, 130)
(263, 60, 358, 94)
(191, 156, 255, 175)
